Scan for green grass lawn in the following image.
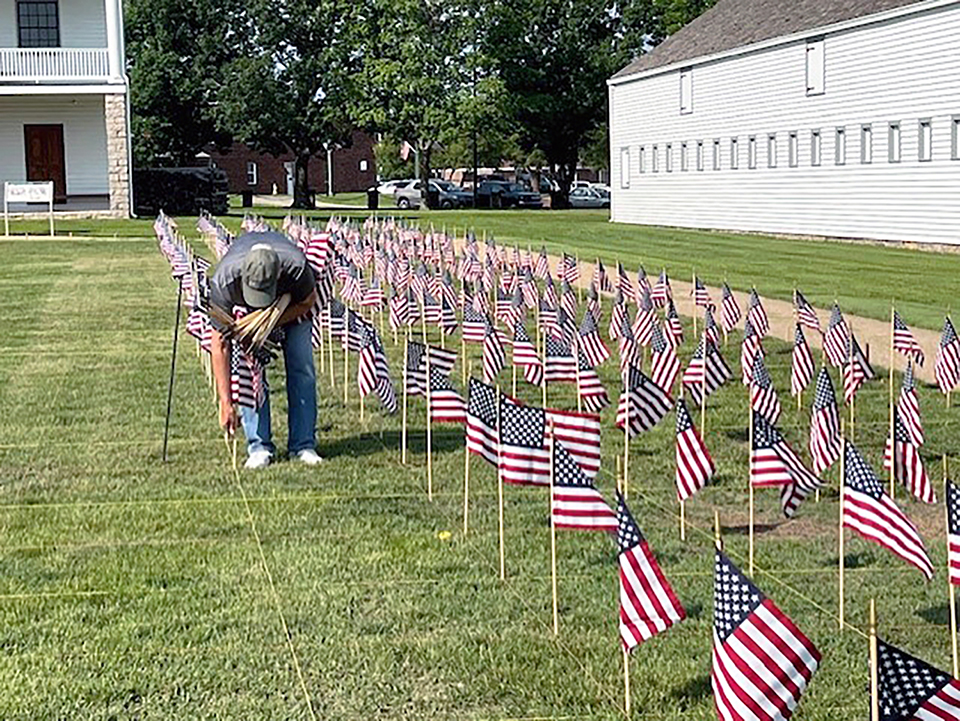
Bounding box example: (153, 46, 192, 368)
(0, 234, 957, 718)
(6, 207, 958, 330)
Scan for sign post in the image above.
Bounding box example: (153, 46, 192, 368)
(3, 181, 55, 237)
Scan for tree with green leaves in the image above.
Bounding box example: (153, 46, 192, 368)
(216, 0, 364, 208)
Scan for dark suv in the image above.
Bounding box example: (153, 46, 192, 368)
(474, 180, 543, 209)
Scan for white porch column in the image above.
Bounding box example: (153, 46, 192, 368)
(104, 0, 123, 81)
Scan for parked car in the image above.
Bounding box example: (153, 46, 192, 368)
(395, 179, 473, 209)
(377, 179, 416, 197)
(474, 180, 543, 209)
(568, 186, 610, 209)
(570, 180, 592, 190)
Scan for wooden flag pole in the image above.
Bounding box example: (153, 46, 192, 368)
(869, 599, 880, 721)
(401, 331, 409, 464)
(679, 497, 686, 542)
(692, 270, 698, 338)
(748, 407, 755, 577)
(496, 387, 506, 581)
(576, 252, 583, 304)
(839, 425, 846, 630)
(343, 332, 350, 405)
(849, 322, 856, 443)
(889, 305, 896, 498)
(461, 333, 467, 386)
(541, 330, 548, 409)
(701, 347, 708, 436)
(231, 433, 239, 472)
(426, 329, 434, 502)
(162, 278, 184, 463)
(574, 337, 583, 414)
(328, 317, 336, 388)
(623, 373, 631, 500)
(947, 454, 959, 679)
(715, 510, 723, 551)
(549, 420, 559, 635)
(623, 646, 631, 719)
(463, 360, 473, 536)
(512, 361, 518, 399)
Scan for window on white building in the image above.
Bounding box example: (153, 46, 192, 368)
(811, 130, 821, 166)
(888, 123, 901, 163)
(620, 147, 631, 188)
(835, 127, 846, 165)
(665, 143, 673, 172)
(861, 125, 872, 164)
(680, 69, 693, 114)
(805, 38, 825, 95)
(652, 145, 659, 173)
(730, 137, 739, 170)
(246, 161, 258, 186)
(696, 140, 704, 171)
(681, 142, 688, 171)
(919, 119, 932, 162)
(713, 139, 721, 170)
(639, 146, 646, 173)
(952, 117, 960, 160)
(748, 136, 757, 169)
(767, 134, 777, 168)
(788, 132, 798, 167)
(17, 1, 60, 48)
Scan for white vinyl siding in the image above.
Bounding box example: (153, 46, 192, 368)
(0, 93, 108, 194)
(609, 1, 960, 244)
(680, 68, 693, 114)
(805, 38, 825, 95)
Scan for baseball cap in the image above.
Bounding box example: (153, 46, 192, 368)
(241, 243, 280, 308)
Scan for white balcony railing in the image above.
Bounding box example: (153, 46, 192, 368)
(0, 48, 111, 83)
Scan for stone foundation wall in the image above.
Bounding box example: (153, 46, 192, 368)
(103, 93, 130, 216)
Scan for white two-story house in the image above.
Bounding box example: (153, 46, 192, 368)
(0, 0, 130, 216)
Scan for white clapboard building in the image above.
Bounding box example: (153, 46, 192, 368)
(608, 0, 960, 245)
(0, 0, 130, 216)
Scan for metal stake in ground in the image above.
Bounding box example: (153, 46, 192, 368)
(162, 278, 184, 462)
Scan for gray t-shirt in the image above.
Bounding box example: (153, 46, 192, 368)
(209, 231, 315, 329)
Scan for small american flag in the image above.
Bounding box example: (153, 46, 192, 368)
(499, 398, 601, 485)
(791, 324, 815, 397)
(877, 639, 960, 721)
(712, 551, 820, 721)
(664, 300, 684, 348)
(842, 333, 875, 404)
(823, 304, 850, 368)
(794, 290, 821, 333)
(361, 279, 384, 308)
(551, 439, 617, 532)
(896, 362, 924, 447)
(357, 324, 396, 413)
(720, 283, 741, 333)
(534, 247, 550, 280)
(750, 353, 782, 424)
(675, 399, 714, 501)
(428, 366, 466, 424)
(609, 296, 627, 341)
(809, 367, 841, 475)
(578, 310, 610, 367)
(462, 301, 487, 343)
(439, 296, 458, 336)
(693, 277, 712, 308)
(388, 288, 410, 330)
(544, 334, 578, 383)
(512, 322, 543, 387)
(740, 318, 763, 385)
(751, 413, 824, 516)
(632, 300, 656, 347)
(616, 365, 673, 439)
(651, 269, 671, 307)
(683, 337, 733, 406)
(595, 259, 613, 293)
(650, 324, 681, 394)
(704, 305, 721, 347)
(892, 310, 925, 367)
(936, 316, 960, 395)
(618, 494, 685, 651)
(466, 377, 498, 465)
(746, 289, 769, 337)
(617, 263, 637, 305)
(576, 348, 610, 412)
(341, 308, 365, 352)
(618, 313, 641, 378)
(843, 442, 934, 579)
(560, 253, 579, 285)
(884, 410, 935, 504)
(230, 342, 263, 410)
(482, 322, 506, 383)
(947, 479, 960, 586)
(636, 265, 651, 298)
(560, 281, 578, 323)
(586, 283, 601, 323)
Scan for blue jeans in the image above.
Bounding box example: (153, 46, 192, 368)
(241, 318, 317, 456)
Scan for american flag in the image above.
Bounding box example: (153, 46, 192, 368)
(683, 337, 733, 406)
(534, 247, 550, 280)
(750, 413, 824, 516)
(388, 289, 410, 330)
(618, 494, 685, 651)
(675, 399, 714, 501)
(823, 304, 850, 368)
(539, 297, 560, 339)
(843, 333, 875, 403)
(544, 334, 578, 383)
(439, 296, 458, 336)
(499, 398, 601, 485)
(328, 299, 346, 340)
(720, 283, 741, 333)
(618, 313, 641, 378)
(809, 367, 841, 475)
(609, 295, 627, 341)
(936, 316, 960, 395)
(428, 366, 466, 424)
(750, 353, 782, 425)
(632, 297, 656, 347)
(421, 290, 442, 325)
(482, 322, 506, 383)
(712, 551, 820, 721)
(512, 322, 544, 387)
(578, 310, 610, 367)
(594, 259, 613, 294)
(230, 327, 263, 410)
(651, 269, 671, 307)
(357, 324, 397, 413)
(462, 301, 488, 343)
(551, 440, 617, 532)
(897, 362, 924, 447)
(406, 341, 457, 396)
(884, 410, 934, 504)
(561, 253, 579, 285)
(947, 479, 960, 586)
(576, 349, 610, 412)
(843, 441, 934, 579)
(466, 378, 498, 466)
(636, 265, 651, 298)
(693, 277, 712, 308)
(664, 300, 684, 348)
(650, 323, 681, 394)
(586, 284, 601, 323)
(616, 365, 673, 438)
(746, 289, 769, 337)
(740, 318, 763, 385)
(559, 282, 578, 323)
(704, 305, 721, 347)
(521, 270, 539, 309)
(876, 639, 960, 721)
(892, 310, 925, 367)
(791, 324, 815, 397)
(361, 279, 384, 308)
(617, 263, 637, 305)
(341, 309, 365, 352)
(794, 290, 821, 334)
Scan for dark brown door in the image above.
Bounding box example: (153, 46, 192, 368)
(24, 124, 66, 203)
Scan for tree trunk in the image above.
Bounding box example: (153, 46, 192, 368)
(292, 152, 314, 209)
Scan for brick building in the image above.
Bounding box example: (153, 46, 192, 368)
(208, 130, 377, 195)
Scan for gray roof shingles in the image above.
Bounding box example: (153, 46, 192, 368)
(612, 0, 929, 79)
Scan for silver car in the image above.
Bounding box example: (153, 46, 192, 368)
(568, 186, 610, 209)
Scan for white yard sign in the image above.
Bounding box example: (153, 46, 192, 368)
(3, 181, 55, 237)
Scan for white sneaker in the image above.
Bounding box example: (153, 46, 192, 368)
(295, 449, 323, 465)
(244, 450, 273, 469)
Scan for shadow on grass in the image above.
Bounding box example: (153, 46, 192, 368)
(321, 429, 464, 459)
(722, 522, 782, 536)
(917, 603, 953, 626)
(724, 429, 748, 444)
(669, 673, 712, 709)
(820, 551, 877, 568)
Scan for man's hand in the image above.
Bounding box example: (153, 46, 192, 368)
(219, 399, 238, 435)
(278, 289, 318, 326)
